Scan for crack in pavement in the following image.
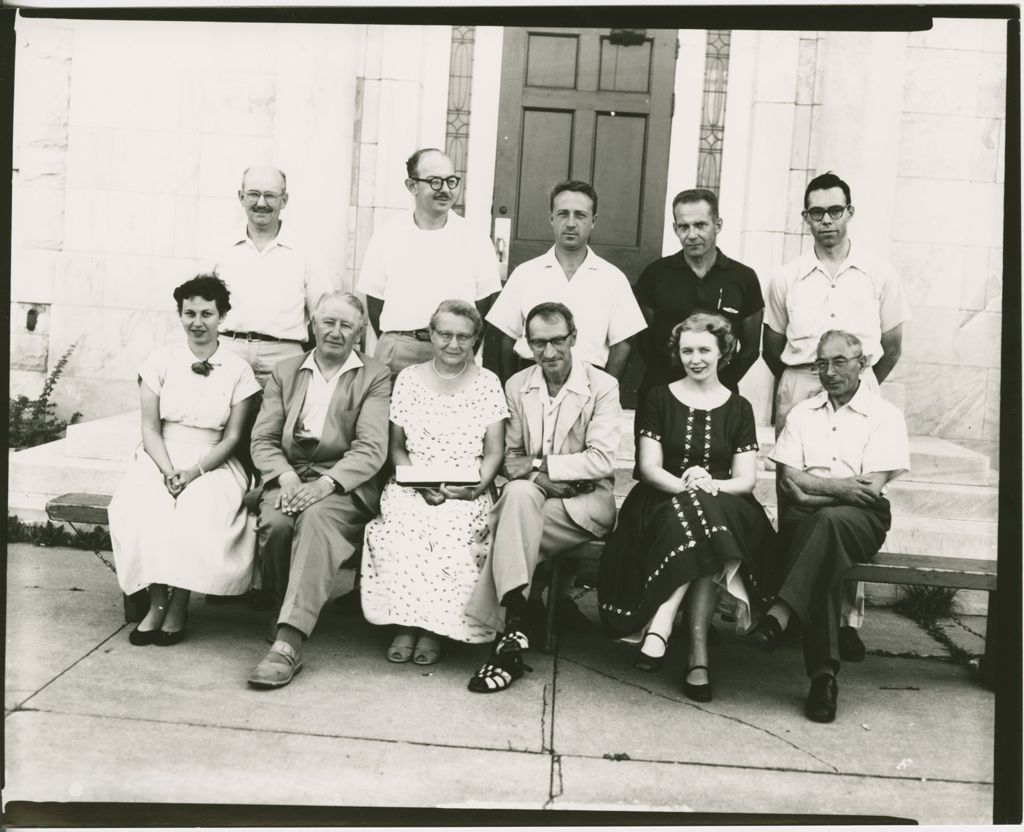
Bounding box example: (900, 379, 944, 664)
(560, 655, 840, 774)
(540, 682, 551, 753)
(543, 754, 563, 808)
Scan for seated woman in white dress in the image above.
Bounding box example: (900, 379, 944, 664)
(109, 275, 261, 646)
(361, 299, 508, 666)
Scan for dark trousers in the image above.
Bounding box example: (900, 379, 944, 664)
(777, 501, 890, 676)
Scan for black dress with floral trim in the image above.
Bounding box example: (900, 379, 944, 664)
(598, 385, 778, 638)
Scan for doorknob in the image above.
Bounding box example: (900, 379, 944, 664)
(493, 217, 512, 282)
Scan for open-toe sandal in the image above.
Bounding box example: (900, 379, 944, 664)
(413, 634, 443, 666)
(467, 650, 524, 693)
(634, 631, 668, 673)
(387, 632, 417, 663)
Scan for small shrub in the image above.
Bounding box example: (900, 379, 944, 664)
(893, 585, 959, 624)
(6, 514, 112, 552)
(8, 341, 83, 450)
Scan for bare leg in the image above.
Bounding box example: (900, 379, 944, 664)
(139, 584, 169, 631)
(162, 587, 191, 633)
(684, 577, 717, 685)
(643, 583, 690, 658)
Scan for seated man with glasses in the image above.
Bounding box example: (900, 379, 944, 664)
(208, 165, 334, 388)
(760, 171, 912, 660)
(744, 329, 909, 723)
(357, 147, 501, 379)
(464, 302, 621, 692)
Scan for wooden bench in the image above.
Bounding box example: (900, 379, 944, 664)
(545, 540, 998, 685)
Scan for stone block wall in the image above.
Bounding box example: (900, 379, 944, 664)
(11, 17, 450, 421)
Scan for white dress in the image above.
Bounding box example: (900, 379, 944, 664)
(361, 368, 508, 643)
(110, 341, 261, 596)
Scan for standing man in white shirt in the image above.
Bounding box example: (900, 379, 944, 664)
(487, 180, 647, 385)
(357, 148, 502, 377)
(212, 165, 335, 387)
(762, 171, 913, 661)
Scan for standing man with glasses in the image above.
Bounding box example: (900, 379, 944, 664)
(211, 165, 334, 387)
(357, 147, 501, 378)
(762, 171, 912, 660)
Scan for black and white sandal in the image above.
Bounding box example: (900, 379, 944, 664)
(496, 628, 529, 654)
(467, 649, 524, 694)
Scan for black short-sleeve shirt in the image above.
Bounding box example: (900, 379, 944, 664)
(634, 248, 764, 388)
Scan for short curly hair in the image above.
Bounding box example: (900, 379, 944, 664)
(668, 311, 736, 369)
(173, 274, 231, 316)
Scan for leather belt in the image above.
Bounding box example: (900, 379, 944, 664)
(222, 330, 300, 343)
(387, 329, 432, 342)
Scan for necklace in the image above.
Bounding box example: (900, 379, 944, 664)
(431, 358, 467, 380)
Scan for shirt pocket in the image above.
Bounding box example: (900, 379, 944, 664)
(718, 284, 745, 317)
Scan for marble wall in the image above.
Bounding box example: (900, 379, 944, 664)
(11, 17, 450, 420)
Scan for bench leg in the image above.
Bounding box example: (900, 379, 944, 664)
(123, 589, 150, 624)
(979, 590, 996, 689)
(543, 559, 561, 655)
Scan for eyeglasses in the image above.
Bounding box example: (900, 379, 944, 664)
(191, 359, 215, 376)
(811, 355, 861, 373)
(243, 190, 284, 204)
(803, 205, 849, 222)
(432, 330, 475, 345)
(527, 334, 572, 351)
(410, 176, 462, 192)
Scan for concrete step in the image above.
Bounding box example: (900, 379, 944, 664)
(65, 410, 140, 461)
(8, 442, 129, 512)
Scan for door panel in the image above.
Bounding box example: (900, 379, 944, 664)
(516, 109, 574, 242)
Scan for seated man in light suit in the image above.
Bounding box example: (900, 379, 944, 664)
(743, 330, 909, 722)
(248, 291, 391, 689)
(465, 302, 621, 693)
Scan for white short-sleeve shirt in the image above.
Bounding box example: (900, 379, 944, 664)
(356, 211, 501, 332)
(763, 244, 912, 367)
(486, 247, 647, 368)
(770, 383, 910, 481)
(208, 226, 335, 342)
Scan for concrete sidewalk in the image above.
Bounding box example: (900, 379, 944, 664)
(4, 543, 994, 823)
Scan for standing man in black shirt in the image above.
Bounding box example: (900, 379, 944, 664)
(633, 188, 764, 415)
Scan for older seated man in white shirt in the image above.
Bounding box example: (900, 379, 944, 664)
(744, 330, 910, 724)
(248, 291, 391, 689)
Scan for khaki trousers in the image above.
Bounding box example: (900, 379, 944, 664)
(221, 338, 304, 389)
(373, 332, 435, 379)
(465, 479, 597, 632)
(258, 487, 372, 637)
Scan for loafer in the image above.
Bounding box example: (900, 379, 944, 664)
(555, 596, 592, 633)
(128, 625, 160, 647)
(154, 627, 186, 647)
(838, 626, 866, 662)
(805, 674, 838, 723)
(742, 614, 783, 654)
(248, 641, 303, 689)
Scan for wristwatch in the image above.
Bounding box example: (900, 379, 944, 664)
(319, 474, 341, 493)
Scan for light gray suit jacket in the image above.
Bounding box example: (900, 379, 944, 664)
(505, 360, 621, 537)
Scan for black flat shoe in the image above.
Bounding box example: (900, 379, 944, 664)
(634, 632, 668, 673)
(683, 664, 712, 702)
(742, 615, 783, 654)
(154, 627, 187, 647)
(128, 625, 159, 646)
(838, 626, 866, 662)
(805, 674, 838, 723)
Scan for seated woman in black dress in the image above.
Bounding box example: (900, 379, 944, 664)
(598, 312, 776, 702)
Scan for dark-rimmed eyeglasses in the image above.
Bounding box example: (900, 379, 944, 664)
(802, 205, 850, 222)
(243, 190, 284, 204)
(191, 360, 215, 376)
(811, 355, 861, 373)
(410, 176, 462, 192)
(527, 334, 572, 351)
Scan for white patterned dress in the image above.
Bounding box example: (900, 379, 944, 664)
(110, 341, 261, 596)
(361, 367, 508, 643)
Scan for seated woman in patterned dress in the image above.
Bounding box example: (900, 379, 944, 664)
(109, 275, 261, 646)
(361, 300, 508, 665)
(598, 312, 777, 702)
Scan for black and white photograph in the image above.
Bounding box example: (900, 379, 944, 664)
(4, 4, 1019, 825)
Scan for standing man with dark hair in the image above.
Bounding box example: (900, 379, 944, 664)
(633, 187, 764, 411)
(486, 179, 647, 384)
(212, 165, 334, 387)
(357, 147, 501, 378)
(762, 171, 913, 660)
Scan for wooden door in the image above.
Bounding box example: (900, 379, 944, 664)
(492, 27, 677, 404)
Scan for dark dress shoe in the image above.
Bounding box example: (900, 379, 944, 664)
(154, 627, 187, 647)
(683, 665, 712, 702)
(128, 625, 159, 646)
(805, 674, 838, 723)
(838, 626, 866, 662)
(633, 632, 668, 673)
(555, 596, 592, 632)
(742, 615, 783, 654)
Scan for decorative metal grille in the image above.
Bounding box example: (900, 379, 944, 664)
(696, 30, 731, 195)
(446, 25, 475, 216)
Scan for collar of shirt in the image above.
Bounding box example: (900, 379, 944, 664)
(525, 358, 590, 398)
(300, 349, 364, 382)
(796, 241, 870, 282)
(805, 379, 880, 418)
(233, 223, 296, 255)
(675, 247, 735, 279)
(539, 245, 602, 277)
